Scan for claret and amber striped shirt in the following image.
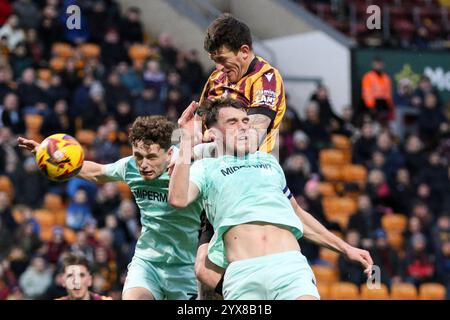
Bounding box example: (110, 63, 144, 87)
(199, 56, 286, 153)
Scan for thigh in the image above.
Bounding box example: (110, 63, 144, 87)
(159, 263, 198, 300)
(271, 253, 320, 300)
(122, 257, 163, 300)
(122, 287, 155, 300)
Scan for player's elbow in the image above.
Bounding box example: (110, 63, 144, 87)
(168, 194, 188, 208)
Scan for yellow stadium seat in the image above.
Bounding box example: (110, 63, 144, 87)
(319, 248, 340, 267)
(331, 134, 351, 150)
(40, 226, 54, 242)
(37, 68, 52, 83)
(320, 149, 348, 167)
(128, 44, 150, 70)
(311, 265, 339, 285)
(386, 232, 404, 251)
(360, 284, 390, 300)
(391, 283, 418, 300)
(63, 227, 77, 245)
(0, 175, 14, 200)
(419, 283, 446, 300)
(318, 182, 336, 197)
(382, 214, 408, 234)
(323, 196, 357, 228)
(341, 164, 367, 185)
(25, 113, 44, 133)
(321, 165, 342, 182)
(76, 129, 96, 145)
(55, 210, 66, 226)
(43, 193, 65, 212)
(50, 57, 66, 72)
(79, 43, 101, 59)
(317, 283, 331, 300)
(117, 182, 132, 200)
(34, 209, 55, 228)
(330, 282, 360, 300)
(52, 42, 73, 58)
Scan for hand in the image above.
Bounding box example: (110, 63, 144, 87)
(17, 136, 39, 156)
(344, 246, 374, 278)
(178, 101, 203, 145)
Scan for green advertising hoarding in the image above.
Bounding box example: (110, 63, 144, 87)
(352, 48, 450, 106)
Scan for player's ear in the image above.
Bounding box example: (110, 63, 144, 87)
(240, 45, 251, 60)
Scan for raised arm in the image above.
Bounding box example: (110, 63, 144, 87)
(290, 197, 373, 277)
(168, 102, 202, 208)
(17, 136, 115, 183)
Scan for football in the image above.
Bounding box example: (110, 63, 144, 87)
(35, 133, 84, 181)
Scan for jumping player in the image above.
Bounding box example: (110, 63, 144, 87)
(18, 116, 202, 300)
(169, 98, 373, 299)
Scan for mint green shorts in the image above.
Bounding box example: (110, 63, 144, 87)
(223, 251, 320, 300)
(123, 256, 198, 300)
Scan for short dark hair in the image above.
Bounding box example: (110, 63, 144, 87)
(61, 252, 90, 273)
(199, 97, 248, 127)
(128, 116, 175, 150)
(204, 14, 252, 53)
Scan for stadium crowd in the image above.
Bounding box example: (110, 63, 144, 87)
(0, 0, 449, 299)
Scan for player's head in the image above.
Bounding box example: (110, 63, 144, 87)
(129, 116, 175, 180)
(61, 253, 92, 300)
(204, 14, 253, 83)
(201, 97, 250, 156)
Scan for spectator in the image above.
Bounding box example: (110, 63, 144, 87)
(8, 246, 28, 279)
(283, 154, 311, 197)
(43, 226, 69, 265)
(104, 71, 131, 112)
(117, 61, 144, 97)
(9, 43, 33, 81)
(120, 7, 144, 45)
(40, 268, 66, 300)
(143, 60, 166, 96)
(47, 75, 70, 107)
(361, 57, 394, 125)
(352, 121, 377, 166)
(415, 182, 441, 217)
(14, 221, 41, 257)
(25, 29, 44, 66)
(93, 183, 121, 228)
(310, 84, 340, 131)
(0, 15, 25, 51)
(0, 259, 17, 299)
(301, 101, 331, 149)
(0, 192, 17, 233)
(0, 67, 13, 103)
(13, 0, 41, 30)
(18, 255, 52, 299)
(17, 68, 44, 109)
(41, 99, 75, 137)
(417, 93, 447, 147)
(115, 199, 139, 245)
(390, 168, 415, 215)
(365, 169, 393, 210)
(12, 156, 47, 208)
(412, 75, 441, 109)
(183, 49, 205, 93)
(134, 87, 165, 116)
(418, 152, 448, 206)
(80, 81, 107, 130)
(370, 229, 402, 286)
(158, 33, 178, 68)
(91, 124, 120, 165)
(66, 189, 94, 231)
(0, 93, 24, 134)
(114, 101, 134, 132)
(431, 215, 450, 254)
(0, 0, 12, 26)
(292, 130, 318, 173)
(101, 29, 128, 72)
(394, 78, 414, 107)
(375, 131, 405, 183)
(104, 214, 126, 254)
(403, 135, 427, 178)
(71, 231, 95, 264)
(0, 218, 12, 258)
(404, 233, 435, 286)
(435, 241, 450, 294)
(348, 194, 381, 241)
(338, 230, 366, 285)
(38, 4, 62, 59)
(410, 201, 434, 239)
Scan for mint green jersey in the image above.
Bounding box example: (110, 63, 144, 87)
(104, 156, 202, 265)
(189, 151, 303, 268)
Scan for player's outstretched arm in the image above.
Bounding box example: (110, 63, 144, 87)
(169, 102, 201, 208)
(290, 197, 373, 277)
(17, 136, 115, 184)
